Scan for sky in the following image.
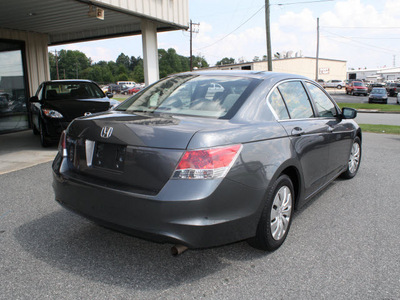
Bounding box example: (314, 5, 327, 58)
(49, 0, 400, 70)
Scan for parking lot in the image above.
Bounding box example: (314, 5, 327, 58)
(0, 131, 399, 299)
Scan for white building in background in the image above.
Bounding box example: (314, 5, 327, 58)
(203, 57, 347, 82)
(0, 0, 189, 134)
(347, 67, 400, 82)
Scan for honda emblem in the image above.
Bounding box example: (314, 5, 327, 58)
(100, 126, 113, 138)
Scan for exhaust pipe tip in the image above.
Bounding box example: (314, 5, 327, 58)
(171, 244, 188, 256)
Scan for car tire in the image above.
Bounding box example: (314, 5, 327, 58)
(337, 85, 342, 89)
(248, 174, 294, 251)
(39, 120, 51, 148)
(341, 136, 361, 179)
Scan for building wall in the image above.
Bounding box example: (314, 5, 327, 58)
(93, 0, 189, 27)
(204, 58, 347, 81)
(272, 57, 347, 81)
(0, 28, 49, 97)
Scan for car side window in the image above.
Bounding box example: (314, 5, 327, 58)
(305, 82, 337, 118)
(268, 88, 290, 120)
(278, 81, 314, 119)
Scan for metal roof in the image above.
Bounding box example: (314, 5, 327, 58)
(0, 0, 188, 45)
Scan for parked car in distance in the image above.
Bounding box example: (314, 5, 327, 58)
(53, 71, 362, 253)
(108, 83, 129, 94)
(29, 80, 116, 147)
(346, 81, 368, 96)
(368, 88, 388, 104)
(386, 82, 400, 97)
(367, 83, 385, 94)
(127, 86, 144, 94)
(324, 80, 345, 89)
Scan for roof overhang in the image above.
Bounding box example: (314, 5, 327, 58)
(0, 0, 189, 45)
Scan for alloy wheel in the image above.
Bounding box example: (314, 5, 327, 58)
(348, 141, 360, 174)
(270, 186, 292, 241)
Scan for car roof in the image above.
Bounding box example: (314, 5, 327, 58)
(43, 79, 95, 84)
(179, 70, 310, 81)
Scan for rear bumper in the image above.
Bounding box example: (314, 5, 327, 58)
(52, 155, 265, 248)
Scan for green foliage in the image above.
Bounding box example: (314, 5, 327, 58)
(216, 57, 235, 66)
(358, 124, 400, 135)
(337, 103, 400, 112)
(49, 48, 210, 84)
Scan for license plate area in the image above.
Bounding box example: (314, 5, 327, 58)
(92, 142, 126, 171)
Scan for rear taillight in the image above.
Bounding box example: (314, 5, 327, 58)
(172, 144, 242, 180)
(58, 130, 67, 157)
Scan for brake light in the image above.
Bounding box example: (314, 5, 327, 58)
(173, 144, 242, 179)
(58, 130, 67, 157)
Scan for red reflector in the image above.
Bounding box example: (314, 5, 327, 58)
(176, 144, 241, 170)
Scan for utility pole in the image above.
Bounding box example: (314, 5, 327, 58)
(189, 20, 199, 71)
(315, 17, 320, 81)
(265, 0, 272, 71)
(54, 50, 59, 80)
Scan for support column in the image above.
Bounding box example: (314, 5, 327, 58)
(141, 20, 159, 86)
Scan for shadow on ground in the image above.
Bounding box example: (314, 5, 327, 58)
(14, 209, 268, 291)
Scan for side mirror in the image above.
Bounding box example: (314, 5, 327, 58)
(106, 92, 114, 98)
(341, 107, 357, 119)
(29, 96, 39, 103)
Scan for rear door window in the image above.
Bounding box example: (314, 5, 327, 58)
(277, 81, 314, 119)
(268, 88, 290, 120)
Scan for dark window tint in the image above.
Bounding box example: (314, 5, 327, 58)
(278, 81, 314, 119)
(268, 88, 289, 120)
(44, 82, 104, 100)
(306, 82, 337, 118)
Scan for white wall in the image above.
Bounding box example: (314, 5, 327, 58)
(93, 0, 189, 27)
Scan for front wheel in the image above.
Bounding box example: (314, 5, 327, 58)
(248, 175, 294, 251)
(341, 136, 361, 179)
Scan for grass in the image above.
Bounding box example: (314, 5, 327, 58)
(112, 96, 129, 102)
(359, 124, 400, 135)
(338, 102, 400, 112)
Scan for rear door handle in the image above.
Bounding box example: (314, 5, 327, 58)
(291, 127, 304, 136)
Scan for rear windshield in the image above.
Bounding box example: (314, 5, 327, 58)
(44, 82, 105, 100)
(116, 75, 258, 119)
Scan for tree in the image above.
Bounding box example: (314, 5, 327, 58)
(216, 57, 235, 66)
(50, 50, 91, 79)
(116, 53, 130, 70)
(192, 55, 209, 69)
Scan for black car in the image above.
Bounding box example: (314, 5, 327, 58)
(386, 82, 400, 97)
(108, 83, 129, 94)
(367, 83, 385, 94)
(368, 88, 388, 104)
(52, 71, 361, 252)
(29, 80, 117, 147)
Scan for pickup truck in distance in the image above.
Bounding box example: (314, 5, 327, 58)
(345, 81, 368, 96)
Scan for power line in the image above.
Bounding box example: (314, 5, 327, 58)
(322, 29, 397, 53)
(322, 26, 400, 29)
(272, 0, 334, 6)
(194, 5, 265, 51)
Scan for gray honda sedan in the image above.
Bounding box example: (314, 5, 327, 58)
(52, 71, 361, 251)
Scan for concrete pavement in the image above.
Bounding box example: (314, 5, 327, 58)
(0, 130, 57, 175)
